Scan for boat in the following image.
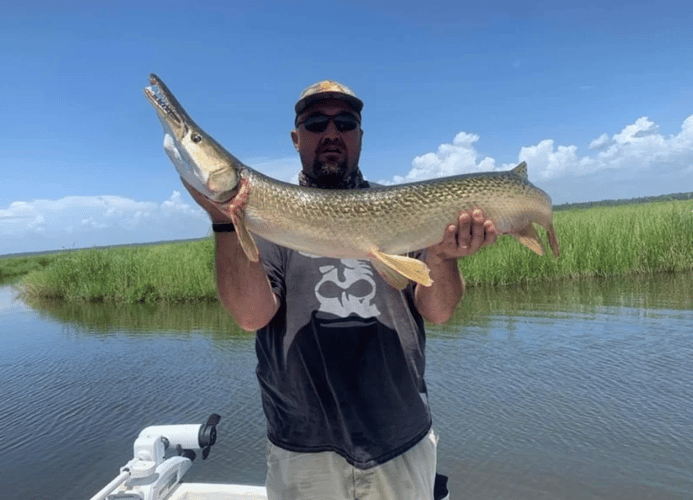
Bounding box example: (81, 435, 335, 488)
(88, 414, 268, 500)
(89, 414, 450, 499)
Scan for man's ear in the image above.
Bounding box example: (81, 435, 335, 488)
(291, 129, 299, 150)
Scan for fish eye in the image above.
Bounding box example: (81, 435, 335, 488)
(191, 133, 202, 143)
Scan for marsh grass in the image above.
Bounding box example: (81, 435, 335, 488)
(0, 254, 59, 283)
(460, 199, 693, 286)
(16, 199, 693, 303)
(18, 239, 216, 303)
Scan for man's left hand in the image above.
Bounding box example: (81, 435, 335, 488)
(428, 209, 498, 262)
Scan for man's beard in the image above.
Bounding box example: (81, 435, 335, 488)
(299, 158, 369, 190)
(310, 158, 349, 188)
(299, 137, 366, 189)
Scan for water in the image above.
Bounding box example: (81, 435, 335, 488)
(1, 274, 692, 499)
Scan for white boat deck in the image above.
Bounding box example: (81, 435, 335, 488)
(167, 483, 267, 500)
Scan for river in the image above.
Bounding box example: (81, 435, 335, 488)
(1, 273, 692, 499)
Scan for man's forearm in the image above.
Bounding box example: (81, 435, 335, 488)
(215, 232, 279, 331)
(414, 254, 465, 324)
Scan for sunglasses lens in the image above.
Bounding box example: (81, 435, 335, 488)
(302, 113, 359, 133)
(333, 114, 359, 132)
(303, 116, 329, 132)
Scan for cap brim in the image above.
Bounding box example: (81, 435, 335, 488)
(295, 92, 364, 116)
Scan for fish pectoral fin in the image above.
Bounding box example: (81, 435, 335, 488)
(223, 177, 259, 262)
(230, 215, 260, 262)
(511, 223, 545, 256)
(369, 248, 433, 289)
(547, 223, 560, 258)
(371, 259, 411, 290)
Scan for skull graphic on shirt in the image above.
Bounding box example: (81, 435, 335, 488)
(300, 254, 381, 319)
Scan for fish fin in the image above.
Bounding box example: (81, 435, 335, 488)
(369, 248, 433, 289)
(230, 215, 260, 262)
(547, 222, 560, 257)
(511, 161, 528, 180)
(511, 223, 545, 256)
(223, 176, 258, 262)
(370, 259, 411, 290)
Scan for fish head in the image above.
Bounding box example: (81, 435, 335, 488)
(144, 74, 239, 202)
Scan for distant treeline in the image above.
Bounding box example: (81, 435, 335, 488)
(555, 191, 693, 211)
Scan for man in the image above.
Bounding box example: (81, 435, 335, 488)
(184, 81, 497, 499)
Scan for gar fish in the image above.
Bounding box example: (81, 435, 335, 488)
(144, 73, 559, 289)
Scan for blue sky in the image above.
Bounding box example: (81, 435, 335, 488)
(1, 0, 692, 255)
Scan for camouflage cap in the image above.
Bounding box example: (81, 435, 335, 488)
(294, 80, 364, 119)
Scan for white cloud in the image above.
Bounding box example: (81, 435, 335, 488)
(589, 133, 611, 150)
(613, 116, 659, 143)
(523, 115, 693, 181)
(384, 114, 693, 203)
(0, 192, 209, 255)
(386, 132, 498, 184)
(518, 140, 582, 179)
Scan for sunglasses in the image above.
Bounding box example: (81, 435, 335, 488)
(298, 112, 360, 133)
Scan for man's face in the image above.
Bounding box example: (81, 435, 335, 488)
(291, 99, 363, 187)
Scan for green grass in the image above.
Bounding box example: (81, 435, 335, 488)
(459, 199, 693, 286)
(17, 239, 217, 303)
(14, 199, 693, 303)
(0, 254, 60, 283)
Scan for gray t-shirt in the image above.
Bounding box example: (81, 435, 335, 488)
(254, 237, 432, 469)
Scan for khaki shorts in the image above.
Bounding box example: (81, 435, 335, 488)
(265, 430, 438, 500)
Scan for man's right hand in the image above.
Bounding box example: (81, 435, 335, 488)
(180, 177, 233, 223)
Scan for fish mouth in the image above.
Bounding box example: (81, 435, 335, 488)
(144, 74, 190, 134)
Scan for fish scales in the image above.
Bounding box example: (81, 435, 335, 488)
(241, 167, 554, 259)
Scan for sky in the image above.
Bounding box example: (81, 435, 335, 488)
(1, 0, 692, 256)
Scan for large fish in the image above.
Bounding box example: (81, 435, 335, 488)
(144, 74, 559, 289)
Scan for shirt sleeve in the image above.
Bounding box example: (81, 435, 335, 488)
(255, 236, 287, 304)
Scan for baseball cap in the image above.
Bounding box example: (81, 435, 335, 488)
(294, 80, 364, 121)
